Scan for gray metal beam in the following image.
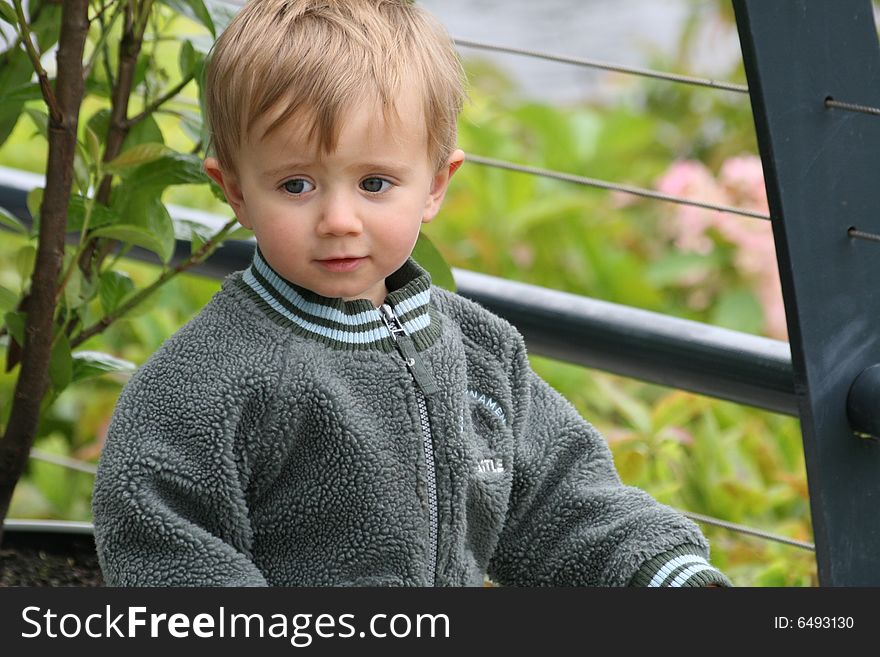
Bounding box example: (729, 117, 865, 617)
(454, 270, 794, 415)
(734, 0, 880, 585)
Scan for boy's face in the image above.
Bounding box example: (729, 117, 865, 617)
(205, 91, 464, 307)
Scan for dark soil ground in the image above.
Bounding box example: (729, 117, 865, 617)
(0, 531, 104, 587)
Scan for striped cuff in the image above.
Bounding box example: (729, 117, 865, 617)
(628, 545, 732, 587)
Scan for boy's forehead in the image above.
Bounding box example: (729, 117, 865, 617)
(246, 90, 429, 157)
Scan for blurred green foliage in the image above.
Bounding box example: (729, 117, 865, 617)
(0, 2, 815, 586)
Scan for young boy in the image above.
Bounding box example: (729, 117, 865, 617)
(92, 0, 730, 587)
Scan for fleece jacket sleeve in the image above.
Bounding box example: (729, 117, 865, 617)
(92, 343, 270, 587)
(487, 342, 730, 587)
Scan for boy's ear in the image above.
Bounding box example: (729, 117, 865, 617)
(423, 149, 465, 224)
(204, 157, 251, 229)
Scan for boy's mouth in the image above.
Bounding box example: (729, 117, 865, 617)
(315, 256, 367, 273)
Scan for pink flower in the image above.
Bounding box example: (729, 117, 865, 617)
(656, 155, 787, 340)
(656, 161, 727, 255)
(720, 156, 770, 213)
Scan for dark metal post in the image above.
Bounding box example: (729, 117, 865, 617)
(734, 0, 880, 584)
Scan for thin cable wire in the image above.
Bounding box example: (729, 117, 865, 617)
(848, 227, 880, 243)
(825, 98, 880, 117)
(466, 154, 771, 220)
(682, 510, 815, 551)
(30, 448, 98, 475)
(454, 38, 749, 94)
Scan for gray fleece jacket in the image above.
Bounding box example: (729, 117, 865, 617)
(92, 248, 730, 587)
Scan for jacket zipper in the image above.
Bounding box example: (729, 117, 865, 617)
(379, 303, 439, 585)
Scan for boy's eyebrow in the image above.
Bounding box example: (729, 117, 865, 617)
(262, 161, 311, 178)
(263, 160, 411, 178)
(352, 161, 410, 176)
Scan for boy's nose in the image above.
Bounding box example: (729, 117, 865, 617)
(316, 193, 363, 237)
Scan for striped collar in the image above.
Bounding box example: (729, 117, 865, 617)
(234, 248, 441, 352)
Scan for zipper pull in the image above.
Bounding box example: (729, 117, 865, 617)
(379, 304, 439, 396)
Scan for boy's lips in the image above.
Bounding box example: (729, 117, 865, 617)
(315, 256, 367, 273)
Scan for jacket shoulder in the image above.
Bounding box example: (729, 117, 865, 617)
(122, 273, 287, 403)
(431, 285, 526, 367)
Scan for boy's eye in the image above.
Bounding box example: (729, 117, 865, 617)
(360, 177, 392, 193)
(282, 178, 315, 194)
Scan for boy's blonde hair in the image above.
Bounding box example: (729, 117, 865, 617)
(205, 0, 465, 172)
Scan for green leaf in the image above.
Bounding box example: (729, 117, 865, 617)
(0, 3, 17, 24)
(86, 126, 102, 167)
(73, 149, 90, 195)
(24, 107, 48, 139)
(711, 288, 764, 335)
(412, 233, 455, 291)
(0, 205, 26, 233)
(107, 183, 177, 262)
(130, 152, 207, 188)
(0, 48, 37, 97)
(129, 112, 165, 146)
(3, 311, 26, 345)
(0, 47, 34, 148)
(72, 350, 136, 383)
(179, 40, 196, 77)
(86, 108, 111, 142)
(195, 59, 211, 148)
(15, 244, 36, 283)
(30, 1, 62, 53)
(177, 110, 204, 145)
(98, 270, 135, 315)
(1, 81, 42, 104)
(67, 194, 118, 233)
(49, 332, 73, 392)
(177, 219, 214, 255)
(63, 263, 84, 310)
(0, 285, 18, 314)
(26, 187, 43, 236)
(91, 224, 172, 264)
(191, 230, 205, 254)
(104, 142, 174, 176)
(59, 248, 97, 312)
(160, 0, 216, 36)
(88, 110, 165, 149)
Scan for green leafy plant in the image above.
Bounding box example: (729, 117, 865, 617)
(0, 0, 245, 541)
